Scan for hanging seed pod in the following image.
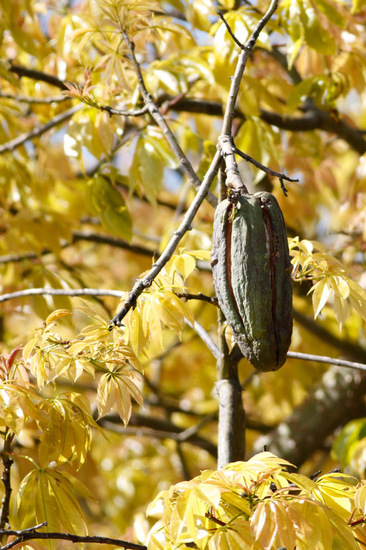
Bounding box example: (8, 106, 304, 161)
(211, 192, 293, 371)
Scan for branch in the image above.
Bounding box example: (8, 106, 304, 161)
(252, 365, 366, 467)
(72, 230, 158, 257)
(0, 91, 68, 104)
(220, 0, 278, 135)
(0, 230, 157, 265)
(293, 309, 366, 363)
(218, 0, 278, 192)
(121, 30, 218, 208)
(0, 104, 83, 155)
(185, 319, 219, 360)
(8, 61, 69, 90)
(0, 288, 124, 303)
(0, 431, 13, 530)
(110, 149, 222, 326)
(99, 413, 217, 456)
(0, 528, 146, 550)
(259, 108, 366, 156)
(287, 351, 366, 372)
(233, 147, 298, 195)
(175, 292, 218, 306)
(161, 96, 366, 157)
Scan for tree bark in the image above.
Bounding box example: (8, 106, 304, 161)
(252, 366, 366, 467)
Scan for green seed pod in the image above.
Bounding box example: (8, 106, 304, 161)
(211, 192, 293, 371)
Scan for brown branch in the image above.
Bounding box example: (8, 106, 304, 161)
(72, 230, 157, 257)
(0, 104, 83, 155)
(252, 365, 366, 467)
(0, 231, 157, 265)
(233, 146, 298, 195)
(0, 528, 146, 550)
(217, 10, 244, 50)
(99, 413, 217, 456)
(293, 309, 366, 363)
(0, 431, 14, 530)
(259, 108, 366, 155)
(175, 292, 218, 305)
(160, 97, 366, 157)
(8, 61, 69, 90)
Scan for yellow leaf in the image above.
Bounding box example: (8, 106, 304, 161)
(310, 278, 332, 318)
(45, 309, 72, 325)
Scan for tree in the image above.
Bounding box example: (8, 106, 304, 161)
(1, 0, 366, 547)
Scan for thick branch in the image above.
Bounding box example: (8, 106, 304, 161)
(216, 309, 245, 468)
(162, 97, 366, 156)
(260, 108, 366, 155)
(253, 366, 366, 467)
(8, 61, 69, 90)
(0, 431, 13, 530)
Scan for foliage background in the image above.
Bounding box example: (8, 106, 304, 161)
(1, 0, 366, 547)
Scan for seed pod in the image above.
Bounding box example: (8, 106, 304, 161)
(211, 192, 293, 371)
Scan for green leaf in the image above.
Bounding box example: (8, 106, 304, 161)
(299, 1, 336, 54)
(87, 173, 132, 240)
(314, 0, 346, 26)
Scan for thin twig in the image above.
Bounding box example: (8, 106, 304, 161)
(0, 288, 124, 303)
(233, 146, 298, 195)
(121, 30, 218, 208)
(0, 92, 68, 104)
(98, 419, 217, 456)
(287, 351, 366, 372)
(175, 292, 218, 305)
(185, 319, 219, 359)
(217, 10, 244, 50)
(111, 149, 222, 326)
(0, 104, 83, 154)
(221, 0, 278, 136)
(218, 0, 278, 192)
(92, 103, 149, 117)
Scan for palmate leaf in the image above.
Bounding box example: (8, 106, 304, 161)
(13, 467, 89, 537)
(290, 237, 366, 328)
(147, 453, 364, 550)
(37, 393, 98, 469)
(97, 365, 143, 424)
